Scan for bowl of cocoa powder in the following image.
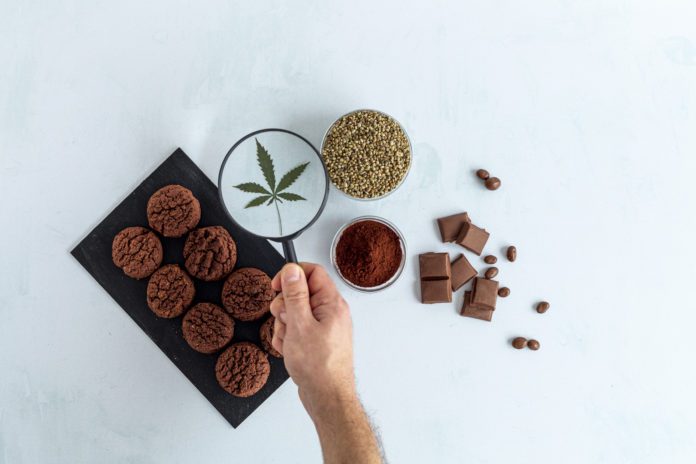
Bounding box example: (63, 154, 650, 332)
(331, 216, 406, 292)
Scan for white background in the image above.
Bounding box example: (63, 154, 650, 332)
(2, 1, 695, 463)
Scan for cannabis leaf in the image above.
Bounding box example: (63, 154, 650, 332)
(234, 182, 271, 195)
(245, 195, 272, 208)
(232, 138, 309, 235)
(255, 139, 276, 192)
(278, 192, 306, 201)
(276, 162, 309, 193)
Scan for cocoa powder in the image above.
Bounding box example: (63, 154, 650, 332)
(335, 220, 402, 287)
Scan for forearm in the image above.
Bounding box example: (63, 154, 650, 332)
(302, 387, 383, 464)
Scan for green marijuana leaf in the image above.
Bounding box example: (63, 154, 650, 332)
(232, 138, 309, 235)
(255, 138, 276, 192)
(278, 192, 306, 201)
(245, 195, 272, 208)
(233, 182, 271, 195)
(276, 162, 309, 193)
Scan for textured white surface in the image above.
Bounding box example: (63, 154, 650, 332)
(2, 1, 696, 463)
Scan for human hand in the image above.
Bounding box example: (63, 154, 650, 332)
(270, 262, 355, 418)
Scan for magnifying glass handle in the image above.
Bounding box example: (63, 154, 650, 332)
(282, 240, 298, 263)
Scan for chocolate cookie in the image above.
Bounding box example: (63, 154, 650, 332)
(259, 316, 282, 358)
(111, 226, 163, 279)
(183, 226, 237, 281)
(222, 268, 274, 321)
(147, 184, 201, 237)
(146, 264, 195, 318)
(182, 303, 235, 354)
(215, 342, 270, 397)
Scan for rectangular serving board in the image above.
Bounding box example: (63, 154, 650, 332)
(71, 148, 288, 428)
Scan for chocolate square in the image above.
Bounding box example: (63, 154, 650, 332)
(455, 222, 490, 255)
(450, 254, 477, 291)
(421, 279, 452, 304)
(419, 252, 451, 281)
(460, 291, 493, 321)
(471, 277, 498, 310)
(436, 212, 470, 242)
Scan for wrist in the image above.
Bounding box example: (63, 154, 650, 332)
(299, 381, 358, 424)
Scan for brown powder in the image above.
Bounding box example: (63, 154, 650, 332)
(335, 220, 403, 288)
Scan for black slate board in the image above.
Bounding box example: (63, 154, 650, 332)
(71, 148, 289, 427)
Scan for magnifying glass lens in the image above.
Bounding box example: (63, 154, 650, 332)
(219, 130, 329, 261)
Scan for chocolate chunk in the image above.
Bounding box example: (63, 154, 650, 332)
(419, 252, 451, 281)
(450, 254, 477, 291)
(536, 301, 550, 314)
(484, 267, 499, 279)
(506, 246, 517, 262)
(483, 255, 497, 264)
(512, 337, 527, 349)
(527, 339, 540, 351)
(476, 169, 490, 180)
(485, 177, 501, 190)
(460, 291, 493, 321)
(471, 277, 498, 310)
(456, 222, 490, 255)
(498, 287, 510, 297)
(420, 279, 452, 304)
(436, 212, 470, 243)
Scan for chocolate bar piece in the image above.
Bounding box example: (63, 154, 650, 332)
(450, 254, 477, 291)
(471, 277, 498, 310)
(460, 291, 493, 321)
(421, 279, 452, 304)
(419, 252, 451, 280)
(436, 212, 470, 242)
(456, 222, 490, 255)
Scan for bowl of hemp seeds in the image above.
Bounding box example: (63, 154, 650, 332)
(321, 109, 412, 200)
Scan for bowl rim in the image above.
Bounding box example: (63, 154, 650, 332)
(330, 215, 407, 292)
(320, 108, 413, 202)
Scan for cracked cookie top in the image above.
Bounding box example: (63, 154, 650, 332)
(112, 226, 163, 279)
(147, 185, 201, 238)
(182, 302, 234, 354)
(183, 226, 237, 281)
(146, 264, 195, 318)
(222, 268, 274, 321)
(215, 342, 270, 397)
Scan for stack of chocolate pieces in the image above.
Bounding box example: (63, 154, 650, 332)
(437, 212, 490, 255)
(419, 252, 452, 303)
(461, 277, 499, 321)
(417, 211, 500, 321)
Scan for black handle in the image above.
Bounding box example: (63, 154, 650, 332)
(282, 240, 298, 263)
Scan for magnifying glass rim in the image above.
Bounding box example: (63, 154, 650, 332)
(217, 127, 330, 242)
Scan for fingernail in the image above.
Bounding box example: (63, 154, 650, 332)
(278, 312, 287, 323)
(283, 264, 300, 283)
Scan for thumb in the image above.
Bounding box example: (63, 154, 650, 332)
(280, 263, 314, 326)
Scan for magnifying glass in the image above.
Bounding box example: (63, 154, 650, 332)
(218, 128, 329, 263)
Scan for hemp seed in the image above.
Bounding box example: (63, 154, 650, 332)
(321, 110, 411, 199)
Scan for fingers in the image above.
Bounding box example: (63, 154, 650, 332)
(273, 317, 286, 342)
(305, 264, 337, 295)
(272, 262, 323, 291)
(278, 263, 314, 326)
(270, 294, 286, 322)
(271, 333, 283, 355)
(271, 262, 348, 324)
